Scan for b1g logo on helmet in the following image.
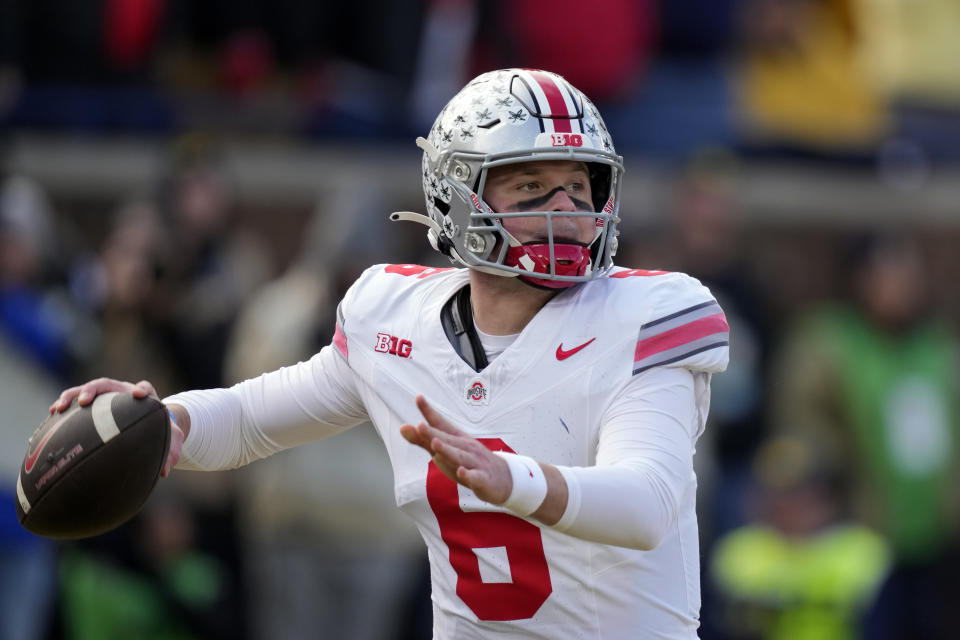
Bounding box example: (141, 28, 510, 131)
(465, 381, 488, 405)
(550, 133, 583, 147)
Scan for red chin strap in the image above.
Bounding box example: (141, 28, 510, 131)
(504, 243, 591, 289)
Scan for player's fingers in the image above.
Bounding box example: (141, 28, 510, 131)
(457, 466, 488, 490)
(457, 464, 492, 488)
(410, 420, 451, 447)
(50, 385, 84, 413)
(399, 423, 420, 445)
(51, 379, 121, 412)
(458, 466, 511, 504)
(421, 425, 484, 461)
(415, 395, 463, 436)
(76, 378, 138, 406)
(405, 420, 483, 477)
(431, 437, 474, 469)
(133, 380, 158, 399)
(431, 456, 460, 484)
(400, 422, 435, 454)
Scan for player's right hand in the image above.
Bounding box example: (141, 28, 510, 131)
(49, 378, 159, 414)
(49, 377, 185, 478)
(400, 395, 513, 506)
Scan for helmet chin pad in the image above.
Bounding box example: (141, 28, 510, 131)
(505, 243, 591, 289)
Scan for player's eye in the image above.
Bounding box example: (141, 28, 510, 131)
(518, 181, 541, 192)
(568, 181, 586, 192)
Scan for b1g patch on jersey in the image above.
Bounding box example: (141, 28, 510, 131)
(465, 380, 489, 405)
(374, 332, 413, 358)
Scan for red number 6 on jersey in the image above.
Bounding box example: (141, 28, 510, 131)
(426, 438, 553, 621)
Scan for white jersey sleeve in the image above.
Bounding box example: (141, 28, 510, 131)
(629, 270, 729, 376)
(550, 270, 729, 548)
(553, 366, 700, 549)
(166, 344, 369, 471)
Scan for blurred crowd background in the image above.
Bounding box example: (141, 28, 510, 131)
(1, 0, 959, 639)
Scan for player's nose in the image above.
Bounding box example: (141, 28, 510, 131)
(547, 188, 578, 212)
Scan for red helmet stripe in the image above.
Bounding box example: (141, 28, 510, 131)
(529, 70, 572, 133)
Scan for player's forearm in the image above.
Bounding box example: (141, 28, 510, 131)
(530, 462, 568, 526)
(551, 463, 684, 550)
(540, 367, 697, 549)
(164, 348, 368, 471)
(516, 459, 682, 549)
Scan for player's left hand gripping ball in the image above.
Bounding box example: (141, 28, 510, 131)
(15, 393, 171, 539)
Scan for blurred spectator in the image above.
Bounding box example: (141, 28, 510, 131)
(57, 480, 245, 640)
(624, 155, 773, 541)
(0, 325, 59, 640)
(1, 0, 430, 137)
(237, 429, 427, 640)
(11, 0, 163, 83)
(222, 200, 335, 383)
(599, 0, 741, 157)
(294, 0, 427, 139)
(736, 0, 889, 155)
(771, 231, 960, 638)
(0, 175, 87, 638)
(409, 0, 479, 134)
(0, 176, 85, 635)
(144, 150, 269, 632)
(225, 193, 428, 640)
(484, 0, 655, 103)
(481, 0, 738, 159)
(2, 0, 172, 132)
(855, 0, 960, 162)
(77, 199, 181, 395)
(0, 175, 90, 381)
(103, 0, 167, 77)
(157, 145, 271, 389)
(856, 0, 960, 109)
(710, 435, 890, 640)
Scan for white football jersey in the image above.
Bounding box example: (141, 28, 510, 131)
(330, 264, 729, 639)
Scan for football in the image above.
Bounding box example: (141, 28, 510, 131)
(15, 392, 171, 539)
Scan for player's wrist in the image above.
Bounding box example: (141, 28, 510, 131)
(552, 465, 582, 532)
(163, 403, 190, 440)
(493, 452, 548, 516)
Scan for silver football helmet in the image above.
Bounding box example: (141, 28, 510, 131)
(391, 68, 624, 288)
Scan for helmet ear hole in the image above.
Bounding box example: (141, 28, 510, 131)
(432, 197, 450, 215)
(426, 227, 456, 257)
(588, 163, 612, 212)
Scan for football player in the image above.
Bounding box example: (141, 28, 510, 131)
(51, 69, 729, 638)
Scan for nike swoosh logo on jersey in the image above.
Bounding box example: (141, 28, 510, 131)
(556, 338, 596, 361)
